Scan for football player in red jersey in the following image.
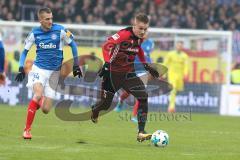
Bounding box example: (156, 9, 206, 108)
(91, 13, 159, 142)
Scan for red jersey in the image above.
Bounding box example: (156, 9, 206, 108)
(102, 27, 146, 73)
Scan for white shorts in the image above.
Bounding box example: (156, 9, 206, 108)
(26, 64, 60, 100)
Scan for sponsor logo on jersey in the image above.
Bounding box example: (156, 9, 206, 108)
(39, 42, 57, 49)
(112, 33, 120, 40)
(125, 48, 139, 53)
(51, 34, 57, 40)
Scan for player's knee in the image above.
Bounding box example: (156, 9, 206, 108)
(137, 93, 148, 103)
(42, 107, 50, 114)
(138, 98, 147, 106)
(33, 94, 43, 102)
(141, 92, 148, 99)
(33, 84, 44, 101)
(33, 91, 43, 101)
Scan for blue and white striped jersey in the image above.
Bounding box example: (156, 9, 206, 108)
(24, 23, 73, 70)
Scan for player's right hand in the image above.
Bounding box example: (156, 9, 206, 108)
(15, 67, 25, 82)
(73, 65, 83, 78)
(98, 62, 110, 78)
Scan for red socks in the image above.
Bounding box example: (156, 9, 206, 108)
(24, 99, 40, 131)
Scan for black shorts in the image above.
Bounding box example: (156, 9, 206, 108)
(101, 71, 148, 99)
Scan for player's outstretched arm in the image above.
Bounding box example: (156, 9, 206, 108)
(15, 49, 28, 82)
(69, 40, 82, 78)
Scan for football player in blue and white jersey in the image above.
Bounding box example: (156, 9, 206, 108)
(15, 8, 82, 139)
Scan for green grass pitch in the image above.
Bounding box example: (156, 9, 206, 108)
(0, 104, 240, 160)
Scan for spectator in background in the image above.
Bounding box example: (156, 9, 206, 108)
(2, 0, 240, 31)
(0, 0, 21, 21)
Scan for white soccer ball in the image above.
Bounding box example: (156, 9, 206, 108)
(151, 130, 169, 147)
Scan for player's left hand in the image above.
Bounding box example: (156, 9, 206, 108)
(15, 67, 25, 82)
(98, 62, 110, 78)
(73, 65, 82, 78)
(144, 64, 159, 78)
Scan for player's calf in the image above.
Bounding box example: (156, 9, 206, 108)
(91, 91, 114, 123)
(91, 106, 99, 123)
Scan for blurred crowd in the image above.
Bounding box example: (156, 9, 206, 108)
(1, 0, 240, 31)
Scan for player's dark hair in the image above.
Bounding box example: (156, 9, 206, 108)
(135, 13, 149, 24)
(38, 7, 52, 17)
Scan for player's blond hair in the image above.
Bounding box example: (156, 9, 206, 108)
(37, 7, 52, 18)
(135, 13, 149, 24)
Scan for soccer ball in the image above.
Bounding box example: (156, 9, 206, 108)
(151, 130, 169, 147)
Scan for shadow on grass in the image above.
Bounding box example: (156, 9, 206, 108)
(76, 140, 87, 144)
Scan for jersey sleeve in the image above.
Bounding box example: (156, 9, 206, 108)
(109, 30, 130, 44)
(24, 32, 35, 50)
(61, 29, 74, 44)
(102, 30, 130, 62)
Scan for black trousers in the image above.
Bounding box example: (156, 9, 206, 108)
(92, 71, 148, 132)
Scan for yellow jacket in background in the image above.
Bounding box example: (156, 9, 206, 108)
(164, 50, 189, 91)
(231, 69, 240, 84)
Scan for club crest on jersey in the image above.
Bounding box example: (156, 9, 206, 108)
(51, 34, 57, 40)
(112, 33, 120, 40)
(39, 42, 56, 49)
